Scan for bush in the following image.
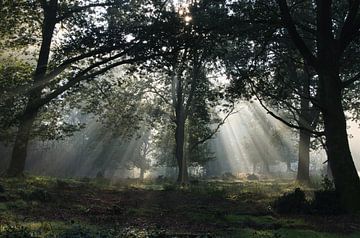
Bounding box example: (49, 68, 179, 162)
(310, 176, 344, 214)
(321, 176, 334, 191)
(0, 184, 5, 193)
(274, 188, 309, 214)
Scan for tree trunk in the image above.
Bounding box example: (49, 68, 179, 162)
(277, 0, 360, 212)
(6, 0, 58, 177)
(174, 73, 188, 184)
(6, 113, 37, 177)
(296, 63, 312, 183)
(139, 168, 145, 180)
(320, 68, 360, 211)
(175, 104, 188, 184)
(297, 129, 310, 182)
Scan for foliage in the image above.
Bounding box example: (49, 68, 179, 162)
(0, 58, 32, 143)
(274, 188, 309, 214)
(310, 176, 343, 215)
(321, 176, 335, 191)
(0, 0, 41, 50)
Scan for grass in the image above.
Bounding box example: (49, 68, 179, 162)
(0, 176, 359, 237)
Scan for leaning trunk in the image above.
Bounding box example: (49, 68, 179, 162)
(321, 69, 360, 211)
(6, 1, 57, 177)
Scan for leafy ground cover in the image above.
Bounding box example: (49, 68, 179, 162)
(0, 176, 359, 237)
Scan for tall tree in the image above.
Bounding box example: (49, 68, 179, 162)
(1, 0, 177, 176)
(276, 0, 360, 211)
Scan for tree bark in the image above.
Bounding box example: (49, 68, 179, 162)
(175, 92, 188, 184)
(277, 0, 360, 211)
(6, 113, 37, 177)
(320, 68, 360, 211)
(174, 70, 189, 184)
(6, 0, 58, 177)
(297, 67, 311, 182)
(297, 129, 310, 182)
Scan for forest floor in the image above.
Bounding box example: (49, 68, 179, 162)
(0, 176, 359, 237)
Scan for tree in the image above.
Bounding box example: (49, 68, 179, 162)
(275, 0, 360, 211)
(221, 1, 360, 200)
(143, 50, 229, 184)
(1, 0, 179, 176)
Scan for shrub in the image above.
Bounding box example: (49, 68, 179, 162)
(274, 188, 309, 214)
(310, 176, 344, 214)
(321, 175, 334, 191)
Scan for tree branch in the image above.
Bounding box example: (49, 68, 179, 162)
(254, 92, 324, 136)
(342, 71, 360, 88)
(276, 0, 317, 67)
(189, 101, 236, 152)
(339, 0, 360, 50)
(57, 1, 124, 22)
